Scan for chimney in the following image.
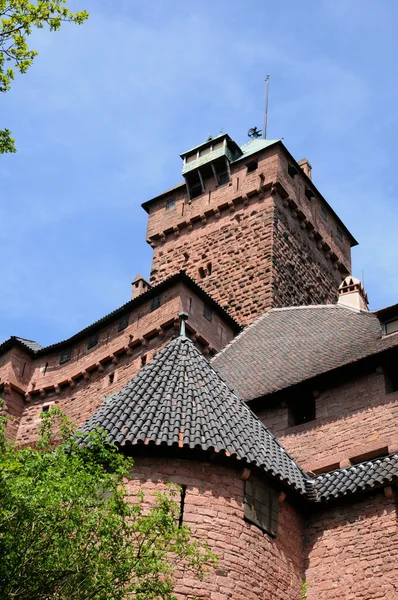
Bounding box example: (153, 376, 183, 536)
(337, 276, 369, 311)
(298, 158, 312, 181)
(131, 274, 151, 299)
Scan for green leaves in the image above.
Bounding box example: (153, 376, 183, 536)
(0, 0, 89, 153)
(0, 406, 216, 599)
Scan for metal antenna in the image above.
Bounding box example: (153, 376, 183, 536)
(263, 75, 270, 139)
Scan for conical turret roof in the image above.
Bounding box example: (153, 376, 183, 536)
(80, 336, 308, 494)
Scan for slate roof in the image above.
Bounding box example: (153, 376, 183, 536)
(212, 305, 398, 401)
(312, 454, 398, 502)
(80, 335, 308, 495)
(0, 336, 43, 356)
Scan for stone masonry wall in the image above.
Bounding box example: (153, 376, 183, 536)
(127, 456, 303, 600)
(304, 492, 398, 600)
(147, 144, 353, 326)
(10, 282, 235, 445)
(256, 368, 398, 473)
(272, 196, 343, 307)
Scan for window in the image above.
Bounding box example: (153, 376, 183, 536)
(41, 405, 51, 414)
(320, 206, 327, 221)
(218, 172, 229, 185)
(165, 197, 176, 210)
(178, 485, 187, 528)
(108, 372, 115, 385)
(141, 354, 147, 367)
(246, 160, 258, 173)
(198, 266, 206, 279)
(190, 183, 202, 199)
(244, 475, 279, 536)
(118, 314, 129, 331)
(288, 164, 298, 178)
(87, 334, 98, 350)
(336, 227, 343, 241)
(60, 348, 71, 364)
(385, 319, 398, 336)
(203, 305, 212, 321)
(150, 295, 161, 312)
(288, 394, 316, 426)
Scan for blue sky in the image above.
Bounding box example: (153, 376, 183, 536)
(1, 0, 398, 347)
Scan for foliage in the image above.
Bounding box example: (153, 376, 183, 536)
(0, 405, 217, 599)
(302, 580, 307, 600)
(0, 0, 88, 153)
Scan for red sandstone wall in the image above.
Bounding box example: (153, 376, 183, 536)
(147, 146, 352, 325)
(256, 369, 398, 473)
(272, 196, 343, 307)
(128, 457, 303, 600)
(305, 493, 398, 600)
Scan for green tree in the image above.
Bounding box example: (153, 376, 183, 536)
(0, 407, 216, 599)
(0, 0, 89, 153)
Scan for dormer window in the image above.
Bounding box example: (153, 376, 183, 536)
(246, 160, 258, 173)
(218, 172, 229, 186)
(165, 198, 176, 210)
(385, 319, 398, 336)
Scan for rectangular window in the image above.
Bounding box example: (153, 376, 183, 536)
(244, 475, 279, 537)
(87, 334, 98, 350)
(385, 319, 398, 335)
(288, 393, 316, 426)
(320, 206, 327, 221)
(336, 227, 343, 241)
(218, 172, 229, 185)
(59, 348, 71, 364)
(118, 314, 129, 331)
(150, 295, 161, 312)
(246, 160, 258, 173)
(190, 183, 202, 199)
(165, 197, 176, 210)
(203, 304, 212, 321)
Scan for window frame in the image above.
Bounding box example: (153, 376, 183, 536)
(150, 295, 161, 312)
(59, 348, 72, 365)
(243, 475, 279, 537)
(87, 334, 99, 350)
(165, 197, 176, 211)
(203, 304, 213, 322)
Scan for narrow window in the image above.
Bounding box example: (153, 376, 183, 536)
(288, 393, 316, 426)
(60, 348, 71, 364)
(218, 172, 229, 186)
(320, 206, 327, 221)
(87, 334, 98, 350)
(198, 266, 206, 279)
(108, 372, 115, 385)
(244, 475, 279, 537)
(207, 262, 212, 276)
(118, 314, 129, 331)
(165, 197, 176, 210)
(246, 160, 258, 173)
(21, 362, 26, 377)
(203, 305, 212, 322)
(141, 354, 147, 367)
(288, 164, 298, 178)
(178, 485, 187, 528)
(150, 295, 161, 312)
(336, 227, 343, 241)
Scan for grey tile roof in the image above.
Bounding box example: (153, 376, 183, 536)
(80, 335, 309, 495)
(311, 454, 398, 502)
(212, 305, 398, 401)
(15, 337, 43, 353)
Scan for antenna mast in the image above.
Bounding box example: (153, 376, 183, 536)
(263, 75, 270, 139)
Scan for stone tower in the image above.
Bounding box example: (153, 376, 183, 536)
(143, 134, 357, 325)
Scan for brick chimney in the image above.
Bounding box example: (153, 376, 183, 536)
(337, 276, 369, 311)
(298, 158, 312, 180)
(131, 274, 151, 299)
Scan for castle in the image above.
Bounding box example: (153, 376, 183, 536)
(1, 132, 398, 599)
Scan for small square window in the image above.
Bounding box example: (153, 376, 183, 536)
(219, 172, 229, 185)
(41, 405, 51, 414)
(320, 206, 327, 221)
(87, 334, 98, 350)
(246, 160, 258, 173)
(150, 296, 161, 312)
(118, 314, 129, 331)
(60, 349, 71, 364)
(288, 394, 316, 426)
(203, 305, 212, 321)
(166, 198, 176, 210)
(336, 227, 343, 241)
(244, 475, 279, 537)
